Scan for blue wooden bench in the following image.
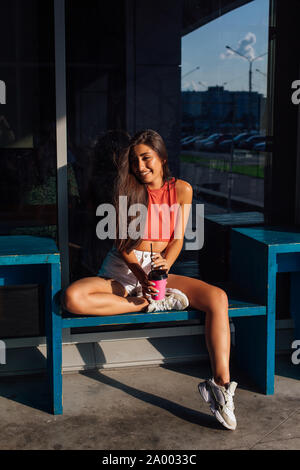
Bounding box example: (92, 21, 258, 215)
(0, 236, 61, 413)
(198, 211, 264, 282)
(55, 287, 268, 415)
(230, 226, 300, 396)
(0, 235, 271, 416)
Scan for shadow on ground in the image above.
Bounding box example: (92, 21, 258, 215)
(0, 341, 297, 422)
(0, 371, 50, 413)
(78, 367, 221, 431)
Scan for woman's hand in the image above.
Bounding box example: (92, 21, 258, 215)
(151, 253, 170, 273)
(139, 273, 159, 299)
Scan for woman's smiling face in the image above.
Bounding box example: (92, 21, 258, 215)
(131, 144, 165, 186)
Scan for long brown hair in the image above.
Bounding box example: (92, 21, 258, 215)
(114, 129, 173, 253)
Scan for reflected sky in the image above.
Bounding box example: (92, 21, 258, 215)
(182, 0, 269, 96)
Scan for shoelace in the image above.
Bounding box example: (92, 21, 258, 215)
(149, 297, 168, 310)
(161, 297, 172, 309)
(223, 390, 235, 411)
(149, 294, 182, 312)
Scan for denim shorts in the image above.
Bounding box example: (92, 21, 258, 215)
(98, 247, 155, 296)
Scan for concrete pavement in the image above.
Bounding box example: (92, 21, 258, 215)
(0, 354, 299, 450)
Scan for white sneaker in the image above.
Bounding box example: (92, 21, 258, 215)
(198, 378, 237, 430)
(146, 288, 189, 313)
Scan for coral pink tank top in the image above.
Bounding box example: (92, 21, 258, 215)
(142, 177, 179, 242)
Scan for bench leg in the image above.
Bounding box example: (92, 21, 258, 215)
(232, 314, 275, 395)
(45, 263, 63, 415)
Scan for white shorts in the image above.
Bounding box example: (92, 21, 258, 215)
(98, 247, 154, 296)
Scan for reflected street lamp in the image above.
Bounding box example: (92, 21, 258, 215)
(182, 66, 200, 79)
(198, 81, 207, 89)
(225, 45, 267, 93)
(256, 68, 267, 78)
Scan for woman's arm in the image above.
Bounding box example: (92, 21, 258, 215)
(153, 180, 193, 272)
(120, 249, 148, 284)
(120, 249, 157, 297)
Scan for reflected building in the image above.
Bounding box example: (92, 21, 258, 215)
(182, 87, 266, 133)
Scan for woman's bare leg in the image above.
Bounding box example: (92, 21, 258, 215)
(167, 274, 231, 386)
(64, 277, 149, 316)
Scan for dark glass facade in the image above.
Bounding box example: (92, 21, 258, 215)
(0, 0, 57, 338)
(65, 0, 127, 281)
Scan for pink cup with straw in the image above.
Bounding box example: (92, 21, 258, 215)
(148, 243, 168, 300)
(148, 269, 168, 300)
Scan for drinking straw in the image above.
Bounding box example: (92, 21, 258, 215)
(150, 243, 153, 269)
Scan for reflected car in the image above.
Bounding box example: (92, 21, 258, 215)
(233, 131, 258, 145)
(219, 131, 258, 152)
(238, 135, 265, 150)
(218, 139, 233, 152)
(181, 135, 204, 149)
(194, 133, 221, 150)
(253, 141, 266, 151)
(204, 134, 233, 152)
(181, 135, 194, 144)
(181, 135, 195, 143)
(191, 133, 207, 148)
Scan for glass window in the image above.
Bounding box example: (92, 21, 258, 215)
(181, 0, 269, 216)
(0, 0, 57, 338)
(66, 0, 128, 283)
(180, 0, 271, 284)
(0, 0, 57, 238)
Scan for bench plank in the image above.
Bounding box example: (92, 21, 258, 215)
(62, 298, 266, 328)
(0, 236, 60, 265)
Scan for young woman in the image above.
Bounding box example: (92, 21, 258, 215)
(63, 129, 237, 430)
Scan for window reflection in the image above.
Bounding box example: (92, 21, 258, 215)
(0, 0, 57, 339)
(180, 0, 269, 215)
(0, 1, 57, 239)
(66, 0, 127, 281)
